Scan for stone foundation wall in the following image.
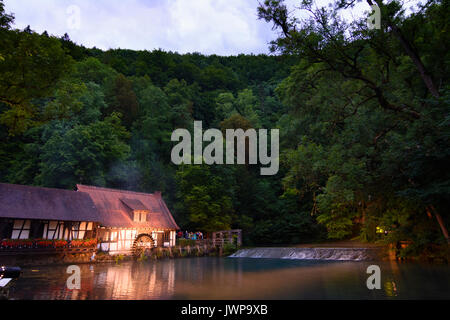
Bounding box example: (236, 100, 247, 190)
(0, 244, 225, 267)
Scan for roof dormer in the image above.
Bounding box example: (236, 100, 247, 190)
(120, 198, 150, 223)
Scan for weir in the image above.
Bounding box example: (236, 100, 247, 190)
(229, 247, 381, 261)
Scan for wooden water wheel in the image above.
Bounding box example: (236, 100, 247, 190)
(132, 234, 154, 257)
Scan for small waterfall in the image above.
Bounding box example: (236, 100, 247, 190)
(229, 247, 380, 261)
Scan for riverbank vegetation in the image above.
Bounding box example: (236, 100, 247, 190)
(0, 0, 448, 260)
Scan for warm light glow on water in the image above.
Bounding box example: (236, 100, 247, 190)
(8, 258, 450, 300)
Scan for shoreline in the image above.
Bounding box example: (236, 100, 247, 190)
(0, 244, 223, 267)
(2, 240, 448, 267)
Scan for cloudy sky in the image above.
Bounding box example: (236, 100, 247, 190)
(4, 0, 282, 55)
(4, 0, 420, 55)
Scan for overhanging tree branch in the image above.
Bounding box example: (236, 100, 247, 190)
(368, 0, 440, 98)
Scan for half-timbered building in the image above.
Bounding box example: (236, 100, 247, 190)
(0, 183, 98, 241)
(76, 185, 179, 254)
(0, 183, 179, 255)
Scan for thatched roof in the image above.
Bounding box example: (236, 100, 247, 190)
(76, 185, 179, 230)
(120, 198, 148, 211)
(0, 183, 99, 222)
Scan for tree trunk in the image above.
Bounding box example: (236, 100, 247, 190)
(430, 206, 450, 244)
(368, 0, 440, 98)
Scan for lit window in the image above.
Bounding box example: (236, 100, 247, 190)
(133, 211, 147, 222)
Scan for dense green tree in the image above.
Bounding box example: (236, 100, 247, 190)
(258, 0, 449, 249)
(163, 79, 194, 128)
(176, 164, 235, 233)
(216, 89, 261, 127)
(73, 57, 118, 87)
(0, 0, 13, 29)
(106, 74, 139, 128)
(0, 25, 72, 135)
(36, 113, 130, 189)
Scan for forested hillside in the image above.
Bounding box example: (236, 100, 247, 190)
(0, 0, 448, 257)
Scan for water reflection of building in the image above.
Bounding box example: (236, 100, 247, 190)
(14, 261, 176, 300)
(22, 265, 96, 300)
(93, 261, 176, 299)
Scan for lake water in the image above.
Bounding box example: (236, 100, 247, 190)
(7, 257, 450, 300)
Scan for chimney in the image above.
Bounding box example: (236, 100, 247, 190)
(154, 191, 162, 198)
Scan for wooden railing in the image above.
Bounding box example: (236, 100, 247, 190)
(212, 229, 242, 247)
(176, 230, 242, 248)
